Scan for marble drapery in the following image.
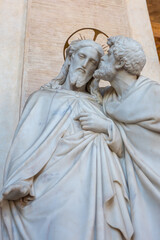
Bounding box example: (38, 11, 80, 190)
(0, 88, 133, 240)
(103, 76, 160, 240)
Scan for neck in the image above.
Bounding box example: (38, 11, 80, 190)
(62, 73, 87, 92)
(110, 70, 137, 98)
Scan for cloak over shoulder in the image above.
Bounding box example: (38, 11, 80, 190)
(103, 76, 160, 240)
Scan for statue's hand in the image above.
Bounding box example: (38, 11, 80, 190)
(2, 181, 31, 201)
(75, 112, 110, 134)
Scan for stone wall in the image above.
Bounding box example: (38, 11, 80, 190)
(21, 0, 131, 106)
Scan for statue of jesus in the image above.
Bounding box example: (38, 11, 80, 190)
(0, 40, 133, 240)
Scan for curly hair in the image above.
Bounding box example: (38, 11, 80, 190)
(107, 36, 146, 76)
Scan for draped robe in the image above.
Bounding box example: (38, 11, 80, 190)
(0, 87, 133, 240)
(103, 76, 160, 240)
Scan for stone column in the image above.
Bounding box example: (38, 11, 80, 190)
(0, 0, 28, 186)
(125, 0, 160, 82)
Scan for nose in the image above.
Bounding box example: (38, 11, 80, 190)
(82, 58, 89, 68)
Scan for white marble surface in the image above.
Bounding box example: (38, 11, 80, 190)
(93, 36, 160, 240)
(0, 0, 28, 188)
(0, 40, 133, 240)
(0, 1, 160, 239)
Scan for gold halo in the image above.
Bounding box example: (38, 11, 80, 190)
(63, 28, 109, 59)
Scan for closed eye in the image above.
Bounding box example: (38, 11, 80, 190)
(90, 59, 97, 65)
(78, 53, 85, 58)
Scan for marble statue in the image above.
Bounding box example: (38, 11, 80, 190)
(80, 36, 160, 240)
(0, 40, 133, 240)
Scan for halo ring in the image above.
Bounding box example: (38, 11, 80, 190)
(63, 27, 109, 59)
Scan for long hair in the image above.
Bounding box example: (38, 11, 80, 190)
(87, 78, 103, 104)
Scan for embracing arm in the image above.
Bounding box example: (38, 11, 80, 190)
(106, 119, 123, 157)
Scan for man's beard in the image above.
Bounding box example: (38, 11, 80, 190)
(69, 71, 88, 88)
(94, 65, 116, 82)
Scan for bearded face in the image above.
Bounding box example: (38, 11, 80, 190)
(69, 70, 87, 88)
(94, 49, 117, 82)
(68, 46, 100, 89)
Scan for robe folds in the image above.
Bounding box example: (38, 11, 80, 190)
(103, 76, 160, 240)
(0, 88, 133, 240)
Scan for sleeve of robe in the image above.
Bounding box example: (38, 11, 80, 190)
(105, 118, 123, 158)
(101, 86, 123, 158)
(1, 89, 74, 196)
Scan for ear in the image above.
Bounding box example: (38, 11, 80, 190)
(115, 60, 125, 70)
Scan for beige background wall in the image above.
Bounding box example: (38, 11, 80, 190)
(0, 0, 160, 187)
(22, 0, 131, 106)
(126, 0, 160, 81)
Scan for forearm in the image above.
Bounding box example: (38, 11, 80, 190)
(106, 120, 123, 157)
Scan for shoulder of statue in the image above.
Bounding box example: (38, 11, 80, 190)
(40, 80, 62, 91)
(24, 86, 57, 110)
(137, 75, 157, 84)
(136, 75, 160, 92)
